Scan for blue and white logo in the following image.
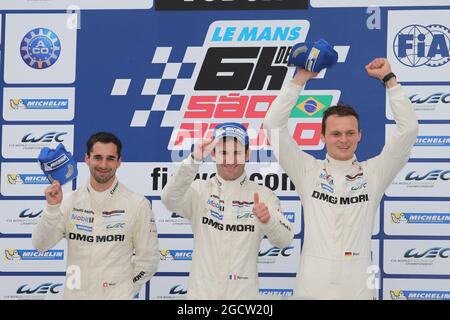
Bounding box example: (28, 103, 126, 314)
(391, 290, 450, 300)
(259, 288, 293, 297)
(160, 249, 193, 261)
(5, 249, 64, 261)
(415, 136, 450, 147)
(393, 24, 450, 68)
(10, 99, 69, 110)
(7, 174, 49, 185)
(20, 28, 61, 70)
(391, 212, 450, 224)
(283, 212, 295, 223)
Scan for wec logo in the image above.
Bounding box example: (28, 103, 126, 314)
(16, 283, 62, 295)
(405, 170, 450, 181)
(410, 92, 450, 104)
(259, 246, 293, 257)
(169, 285, 188, 295)
(19, 209, 43, 218)
(404, 247, 450, 259)
(21, 131, 66, 143)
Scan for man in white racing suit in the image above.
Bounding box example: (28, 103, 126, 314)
(161, 122, 294, 299)
(32, 132, 159, 299)
(263, 58, 418, 299)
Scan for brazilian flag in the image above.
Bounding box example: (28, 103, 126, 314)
(290, 95, 333, 118)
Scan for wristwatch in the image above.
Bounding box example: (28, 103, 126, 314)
(382, 72, 396, 85)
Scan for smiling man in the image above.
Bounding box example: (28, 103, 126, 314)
(161, 123, 294, 299)
(32, 132, 159, 299)
(263, 58, 418, 299)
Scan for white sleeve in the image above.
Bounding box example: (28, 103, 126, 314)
(160, 155, 201, 220)
(258, 188, 294, 248)
(263, 80, 317, 195)
(31, 203, 67, 252)
(368, 84, 419, 191)
(132, 199, 159, 294)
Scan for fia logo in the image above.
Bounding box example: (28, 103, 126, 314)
(393, 24, 450, 68)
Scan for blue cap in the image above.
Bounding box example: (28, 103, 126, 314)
(288, 39, 338, 73)
(38, 143, 77, 185)
(212, 122, 249, 147)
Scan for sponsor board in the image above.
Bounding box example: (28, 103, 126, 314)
(386, 85, 450, 120)
(3, 87, 75, 121)
(1, 162, 72, 196)
(0, 275, 146, 300)
(384, 240, 450, 275)
(0, 200, 45, 234)
(0, 276, 65, 300)
(386, 124, 450, 159)
(157, 238, 194, 273)
(110, 20, 346, 153)
(386, 162, 450, 197)
(152, 200, 192, 235)
(0, 238, 67, 272)
(2, 125, 74, 159)
(385, 201, 450, 236)
(258, 277, 295, 299)
(258, 239, 300, 273)
(77, 162, 301, 197)
(383, 278, 450, 300)
(4, 14, 77, 84)
(388, 10, 450, 82)
(149, 276, 189, 300)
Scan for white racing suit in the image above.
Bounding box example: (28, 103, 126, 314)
(32, 179, 159, 299)
(264, 81, 418, 299)
(161, 156, 294, 299)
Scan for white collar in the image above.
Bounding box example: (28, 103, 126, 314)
(215, 172, 247, 187)
(325, 154, 357, 169)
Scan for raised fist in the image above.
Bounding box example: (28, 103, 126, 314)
(365, 58, 392, 81)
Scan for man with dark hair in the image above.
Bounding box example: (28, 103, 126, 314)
(86, 131, 123, 158)
(263, 58, 418, 299)
(321, 104, 360, 134)
(32, 132, 159, 299)
(161, 122, 294, 299)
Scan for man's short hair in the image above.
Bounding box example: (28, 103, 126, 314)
(322, 103, 360, 134)
(86, 132, 122, 158)
(214, 137, 250, 153)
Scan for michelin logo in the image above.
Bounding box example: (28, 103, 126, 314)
(10, 99, 68, 110)
(391, 212, 450, 224)
(415, 136, 450, 147)
(7, 174, 49, 185)
(259, 289, 293, 297)
(160, 249, 193, 261)
(5, 249, 64, 260)
(390, 290, 450, 300)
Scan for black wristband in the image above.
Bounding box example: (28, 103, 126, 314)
(382, 72, 396, 85)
